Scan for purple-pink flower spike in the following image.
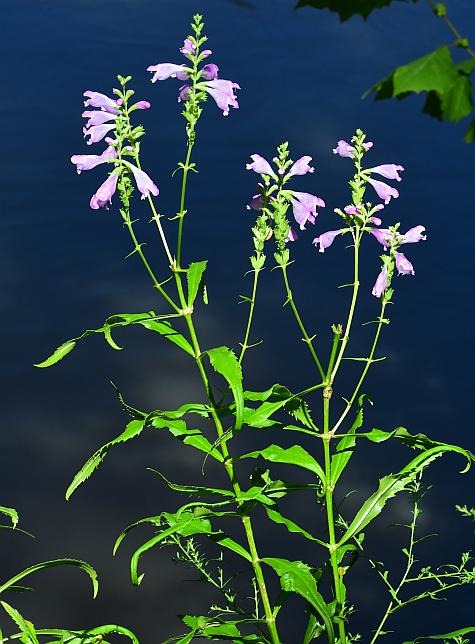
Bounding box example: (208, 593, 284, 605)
(90, 173, 119, 210)
(312, 230, 342, 253)
(372, 266, 388, 298)
(395, 252, 415, 275)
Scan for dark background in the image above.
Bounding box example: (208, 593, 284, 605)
(0, 0, 474, 641)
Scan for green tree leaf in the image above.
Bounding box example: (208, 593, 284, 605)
(186, 261, 207, 307)
(206, 347, 244, 430)
(393, 47, 458, 95)
(262, 558, 335, 642)
(441, 73, 473, 122)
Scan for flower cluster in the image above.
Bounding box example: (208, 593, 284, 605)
(246, 148, 325, 249)
(71, 89, 159, 210)
(147, 21, 240, 117)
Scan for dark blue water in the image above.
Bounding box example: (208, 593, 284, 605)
(1, 0, 474, 641)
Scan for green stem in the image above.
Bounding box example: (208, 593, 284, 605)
(176, 139, 194, 268)
(281, 262, 326, 381)
(239, 265, 261, 364)
(323, 396, 347, 644)
(331, 300, 387, 435)
(330, 229, 360, 383)
(123, 215, 180, 313)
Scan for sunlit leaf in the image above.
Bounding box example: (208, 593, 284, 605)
(0, 506, 19, 529)
(206, 347, 244, 430)
(0, 560, 98, 598)
(330, 395, 372, 486)
(240, 444, 326, 487)
(1, 602, 39, 644)
(402, 626, 475, 643)
(262, 558, 334, 642)
(186, 261, 207, 307)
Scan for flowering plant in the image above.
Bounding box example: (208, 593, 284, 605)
(31, 14, 475, 644)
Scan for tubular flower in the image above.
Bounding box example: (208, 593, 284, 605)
(372, 266, 389, 298)
(147, 63, 189, 82)
(401, 225, 426, 244)
(90, 173, 119, 210)
(202, 79, 240, 115)
(366, 177, 399, 205)
(290, 191, 325, 230)
(333, 139, 373, 158)
(82, 110, 117, 128)
(395, 252, 415, 275)
(83, 91, 121, 114)
(286, 156, 314, 178)
(246, 154, 276, 178)
(131, 101, 151, 110)
(312, 230, 342, 253)
(286, 228, 298, 242)
(201, 63, 219, 80)
(128, 164, 159, 199)
(367, 164, 404, 181)
(371, 228, 392, 248)
(71, 145, 118, 174)
(83, 123, 116, 145)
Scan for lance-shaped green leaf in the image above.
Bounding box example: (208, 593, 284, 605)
(265, 507, 326, 546)
(34, 340, 77, 368)
(262, 558, 335, 642)
(330, 394, 372, 486)
(0, 505, 19, 529)
(1, 602, 39, 644)
(240, 444, 326, 487)
(338, 445, 474, 547)
(147, 469, 234, 498)
(186, 261, 207, 307)
(402, 626, 475, 643)
(0, 559, 98, 597)
(150, 416, 224, 461)
(206, 347, 244, 430)
(66, 420, 146, 499)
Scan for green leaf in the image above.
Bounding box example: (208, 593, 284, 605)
(338, 445, 474, 547)
(295, 0, 400, 21)
(441, 74, 473, 122)
(1, 602, 39, 644)
(206, 347, 244, 430)
(150, 416, 224, 461)
(265, 507, 326, 545)
(240, 444, 326, 487)
(34, 625, 139, 644)
(126, 317, 194, 356)
(393, 47, 459, 96)
(464, 118, 475, 143)
(0, 505, 19, 529)
(66, 420, 145, 499)
(402, 626, 475, 643)
(262, 558, 335, 642)
(147, 469, 233, 497)
(0, 559, 98, 597)
(186, 261, 207, 307)
(330, 395, 371, 486)
(34, 340, 76, 367)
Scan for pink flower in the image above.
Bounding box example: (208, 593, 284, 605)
(180, 38, 196, 56)
(128, 165, 159, 199)
(370, 216, 382, 226)
(286, 228, 298, 242)
(71, 145, 117, 174)
(367, 164, 404, 182)
(395, 252, 415, 275)
(366, 177, 399, 205)
(246, 154, 276, 178)
(131, 101, 151, 110)
(312, 230, 342, 252)
(286, 156, 314, 178)
(290, 191, 325, 230)
(372, 266, 388, 298)
(203, 79, 240, 116)
(147, 63, 189, 82)
(90, 173, 119, 210)
(401, 225, 426, 244)
(333, 140, 355, 158)
(371, 228, 392, 248)
(83, 91, 121, 114)
(83, 124, 116, 145)
(82, 110, 117, 128)
(201, 64, 219, 81)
